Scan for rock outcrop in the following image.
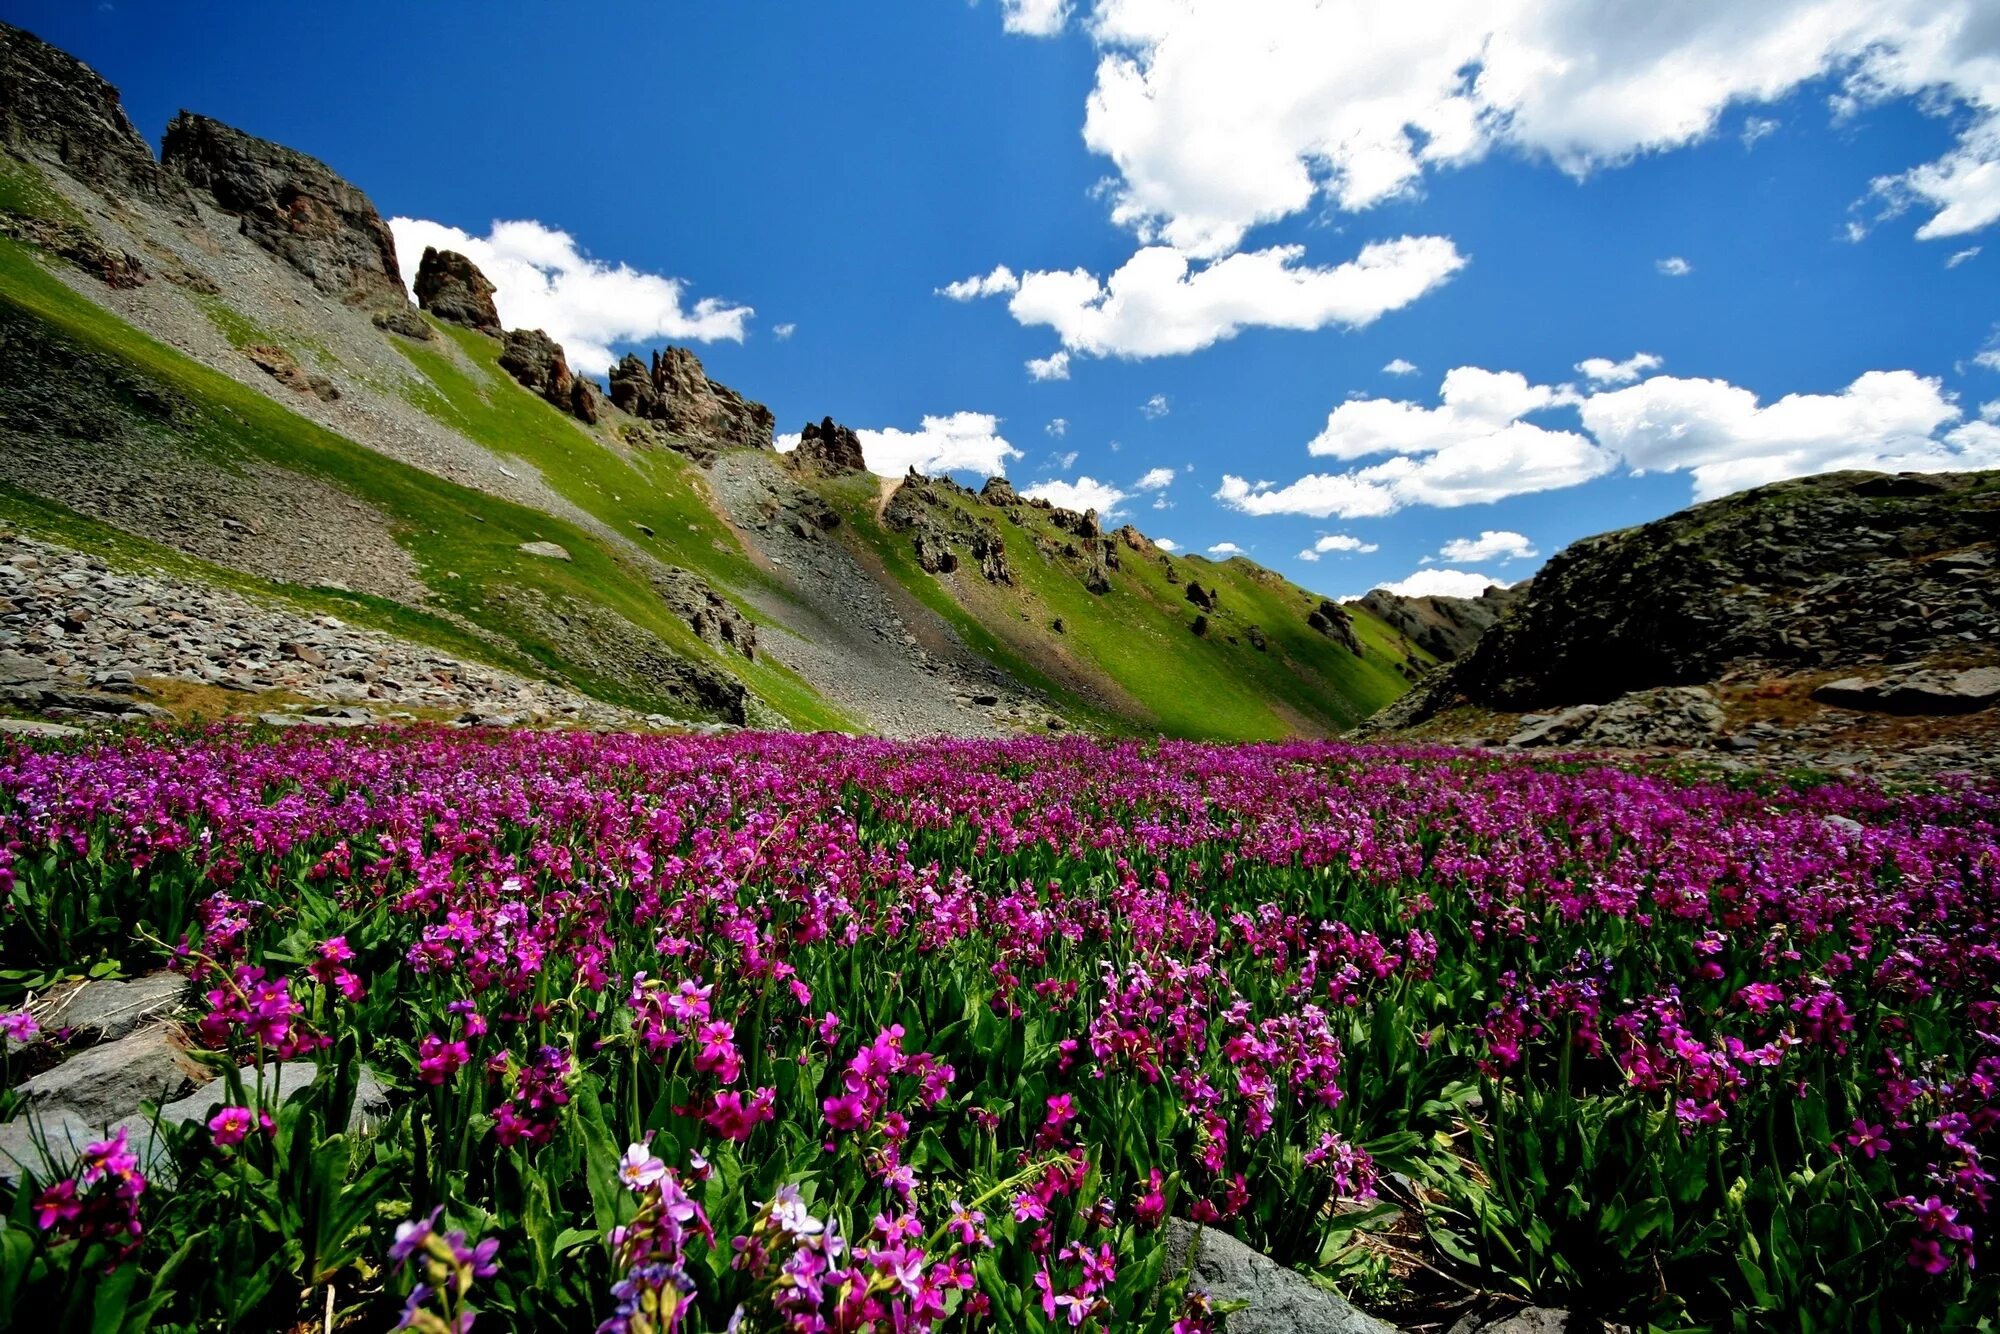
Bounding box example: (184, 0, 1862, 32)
(786, 417, 867, 474)
(1307, 599, 1362, 655)
(883, 476, 1013, 583)
(159, 111, 429, 337)
(1384, 470, 2000, 727)
(1160, 1220, 1398, 1334)
(1360, 583, 1526, 663)
(497, 328, 597, 423)
(413, 246, 501, 334)
(0, 22, 192, 213)
(608, 346, 774, 451)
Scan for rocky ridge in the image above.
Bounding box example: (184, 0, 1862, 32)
(609, 346, 775, 453)
(1360, 583, 1528, 663)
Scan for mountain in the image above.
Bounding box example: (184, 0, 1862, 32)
(0, 22, 1429, 739)
(1366, 469, 2000, 773)
(1356, 583, 1528, 664)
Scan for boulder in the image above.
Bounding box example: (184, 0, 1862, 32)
(412, 246, 500, 334)
(31, 973, 189, 1046)
(1508, 686, 1725, 750)
(0, 717, 82, 738)
(499, 328, 575, 408)
(787, 417, 867, 474)
(1307, 599, 1362, 655)
(981, 477, 1019, 506)
(1160, 1220, 1398, 1334)
(159, 111, 426, 336)
(1813, 666, 2000, 715)
(1186, 582, 1217, 612)
(13, 1025, 205, 1126)
(518, 541, 571, 561)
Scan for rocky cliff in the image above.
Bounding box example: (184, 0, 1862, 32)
(0, 24, 188, 213)
(413, 246, 500, 335)
(160, 111, 428, 337)
(609, 346, 774, 451)
(1359, 583, 1527, 663)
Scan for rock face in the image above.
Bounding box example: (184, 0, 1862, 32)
(413, 246, 501, 334)
(787, 417, 867, 474)
(1307, 599, 1363, 655)
(497, 328, 599, 423)
(1160, 1220, 1398, 1334)
(160, 111, 428, 337)
(1385, 470, 2000, 727)
(0, 22, 191, 212)
(1814, 665, 2000, 715)
(883, 476, 1014, 583)
(1361, 583, 1527, 662)
(608, 346, 774, 451)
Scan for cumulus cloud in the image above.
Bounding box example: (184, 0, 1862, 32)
(1297, 533, 1379, 560)
(1383, 358, 1419, 375)
(1370, 569, 1509, 600)
(1219, 359, 1997, 519)
(1153, 537, 1180, 551)
(982, 237, 1465, 362)
(1134, 466, 1176, 490)
(1576, 352, 1664, 385)
(1140, 393, 1171, 418)
(939, 266, 1021, 301)
(1027, 351, 1073, 381)
(815, 412, 1023, 478)
(1656, 256, 1693, 277)
(1001, 0, 1071, 37)
(387, 217, 752, 376)
(1438, 530, 1538, 563)
(1024, 475, 1129, 516)
(1014, 0, 2000, 257)
(1207, 541, 1246, 556)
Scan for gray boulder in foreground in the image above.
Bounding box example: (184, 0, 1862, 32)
(1161, 1219, 1399, 1334)
(31, 972, 191, 1045)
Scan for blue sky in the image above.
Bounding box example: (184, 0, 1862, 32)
(15, 0, 2000, 598)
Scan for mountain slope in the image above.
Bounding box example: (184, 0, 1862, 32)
(0, 21, 1425, 738)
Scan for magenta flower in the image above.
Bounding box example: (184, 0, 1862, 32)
(207, 1105, 255, 1147)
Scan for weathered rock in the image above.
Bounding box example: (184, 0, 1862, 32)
(1307, 599, 1362, 655)
(1813, 666, 2000, 715)
(0, 22, 193, 213)
(412, 246, 500, 335)
(242, 343, 336, 400)
(518, 541, 571, 561)
(1082, 562, 1113, 595)
(787, 417, 867, 474)
(0, 717, 81, 738)
(883, 477, 1014, 584)
(654, 568, 757, 660)
(14, 1025, 205, 1126)
(981, 477, 1019, 506)
(1448, 1308, 1630, 1334)
(1161, 1220, 1398, 1334)
(607, 347, 774, 451)
(31, 973, 189, 1046)
(159, 112, 425, 336)
(1186, 582, 1217, 612)
(161, 1059, 391, 1134)
(1360, 583, 1527, 663)
(1507, 685, 1725, 750)
(498, 328, 580, 414)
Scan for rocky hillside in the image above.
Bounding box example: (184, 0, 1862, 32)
(1357, 583, 1528, 663)
(1369, 469, 2000, 774)
(0, 22, 1429, 739)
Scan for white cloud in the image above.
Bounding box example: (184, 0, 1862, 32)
(388, 217, 753, 376)
(1438, 530, 1538, 563)
(1978, 348, 2000, 371)
(1370, 570, 1509, 600)
(1207, 541, 1246, 556)
(1024, 475, 1129, 516)
(1948, 246, 1982, 267)
(1580, 370, 1989, 499)
(939, 265, 1021, 301)
(1001, 236, 1466, 361)
(1046, 417, 1070, 437)
(1140, 393, 1171, 418)
(1134, 466, 1176, 490)
(1153, 537, 1180, 551)
(1001, 0, 1071, 37)
(773, 322, 797, 340)
(1220, 358, 1996, 520)
(1052, 449, 1079, 469)
(1656, 256, 1693, 277)
(1742, 116, 1780, 148)
(1027, 350, 1073, 381)
(1984, 400, 2000, 421)
(1025, 0, 2000, 257)
(1382, 358, 1419, 375)
(1152, 495, 1173, 509)
(1297, 533, 1380, 560)
(1575, 351, 1664, 385)
(835, 412, 1024, 478)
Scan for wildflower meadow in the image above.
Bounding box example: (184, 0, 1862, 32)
(0, 728, 1995, 1331)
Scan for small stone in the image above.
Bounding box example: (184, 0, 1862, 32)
(518, 541, 572, 562)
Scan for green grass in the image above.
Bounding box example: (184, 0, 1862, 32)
(0, 236, 850, 727)
(0, 155, 86, 227)
(818, 478, 1420, 739)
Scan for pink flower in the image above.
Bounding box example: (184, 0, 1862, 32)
(208, 1105, 255, 1147)
(822, 1089, 871, 1132)
(705, 1087, 776, 1141)
(0, 1010, 39, 1044)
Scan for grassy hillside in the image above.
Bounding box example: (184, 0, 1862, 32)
(815, 473, 1427, 739)
(0, 237, 853, 729)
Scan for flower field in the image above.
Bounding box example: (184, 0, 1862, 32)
(1, 729, 1996, 1332)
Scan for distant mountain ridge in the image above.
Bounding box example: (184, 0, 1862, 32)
(0, 21, 1430, 739)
